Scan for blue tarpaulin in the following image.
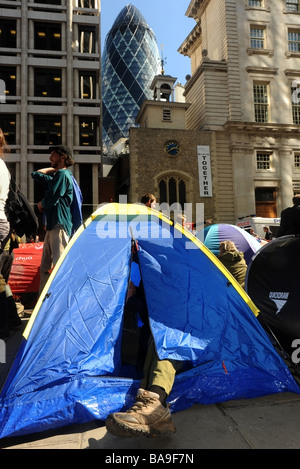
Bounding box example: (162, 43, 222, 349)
(0, 204, 299, 439)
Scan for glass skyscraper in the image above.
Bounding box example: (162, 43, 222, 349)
(102, 4, 161, 154)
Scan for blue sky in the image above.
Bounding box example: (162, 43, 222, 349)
(101, 1, 195, 85)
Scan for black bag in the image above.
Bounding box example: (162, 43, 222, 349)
(5, 177, 39, 238)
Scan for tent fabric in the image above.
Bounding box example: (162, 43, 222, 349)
(196, 223, 262, 264)
(246, 235, 300, 356)
(0, 204, 299, 439)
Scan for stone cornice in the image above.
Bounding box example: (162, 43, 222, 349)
(186, 0, 210, 20)
(178, 22, 201, 56)
(224, 121, 300, 135)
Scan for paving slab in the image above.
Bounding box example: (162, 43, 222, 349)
(2, 392, 300, 449)
(1, 314, 300, 450)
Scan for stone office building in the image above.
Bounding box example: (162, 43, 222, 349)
(110, 0, 300, 226)
(0, 0, 101, 226)
(179, 0, 300, 222)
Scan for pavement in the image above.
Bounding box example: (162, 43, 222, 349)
(1, 314, 300, 450)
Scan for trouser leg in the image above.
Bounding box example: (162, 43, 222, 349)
(140, 339, 181, 397)
(39, 226, 69, 294)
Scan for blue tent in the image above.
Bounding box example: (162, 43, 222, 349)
(0, 204, 299, 439)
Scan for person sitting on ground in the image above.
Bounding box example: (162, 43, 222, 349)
(249, 228, 259, 238)
(217, 240, 247, 288)
(105, 258, 180, 439)
(0, 231, 20, 283)
(0, 274, 22, 338)
(263, 226, 273, 241)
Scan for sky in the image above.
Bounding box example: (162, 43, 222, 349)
(101, 0, 195, 85)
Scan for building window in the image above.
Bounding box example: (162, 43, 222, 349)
(79, 117, 97, 146)
(34, 69, 62, 97)
(288, 29, 300, 52)
(79, 0, 95, 7)
(286, 0, 300, 11)
(256, 152, 272, 170)
(34, 116, 62, 146)
(250, 26, 265, 49)
(0, 67, 16, 98)
(79, 26, 96, 53)
(159, 176, 186, 208)
(34, 22, 61, 51)
(0, 20, 16, 48)
(79, 71, 96, 99)
(0, 116, 16, 145)
(249, 0, 263, 6)
(292, 85, 300, 124)
(162, 109, 171, 121)
(295, 154, 300, 170)
(253, 83, 269, 122)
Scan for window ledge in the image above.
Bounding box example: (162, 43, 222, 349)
(283, 8, 300, 15)
(285, 50, 300, 59)
(246, 7, 271, 13)
(246, 66, 278, 75)
(247, 48, 274, 57)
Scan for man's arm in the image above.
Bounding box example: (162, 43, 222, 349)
(37, 168, 56, 175)
(41, 171, 71, 210)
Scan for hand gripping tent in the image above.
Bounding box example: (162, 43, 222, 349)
(0, 204, 299, 439)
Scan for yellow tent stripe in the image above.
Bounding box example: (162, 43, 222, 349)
(23, 203, 259, 340)
(23, 215, 93, 340)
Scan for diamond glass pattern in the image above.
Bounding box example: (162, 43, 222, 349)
(102, 4, 160, 153)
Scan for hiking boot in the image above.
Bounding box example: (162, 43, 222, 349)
(105, 388, 176, 438)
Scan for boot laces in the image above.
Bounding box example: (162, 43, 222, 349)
(129, 394, 156, 413)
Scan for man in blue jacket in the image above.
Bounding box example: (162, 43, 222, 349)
(31, 145, 74, 293)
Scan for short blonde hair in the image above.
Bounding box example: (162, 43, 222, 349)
(219, 240, 237, 254)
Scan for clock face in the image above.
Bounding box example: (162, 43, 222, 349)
(165, 140, 180, 156)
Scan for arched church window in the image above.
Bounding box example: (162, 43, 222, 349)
(159, 175, 186, 209)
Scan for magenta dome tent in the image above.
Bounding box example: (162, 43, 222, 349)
(196, 224, 262, 264)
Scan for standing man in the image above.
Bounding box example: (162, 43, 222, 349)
(31, 145, 74, 293)
(277, 194, 300, 237)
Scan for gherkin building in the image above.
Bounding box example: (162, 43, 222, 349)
(102, 4, 161, 154)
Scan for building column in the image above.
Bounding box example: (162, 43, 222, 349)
(92, 163, 98, 210)
(232, 147, 256, 218)
(279, 147, 294, 210)
(20, 1, 28, 193)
